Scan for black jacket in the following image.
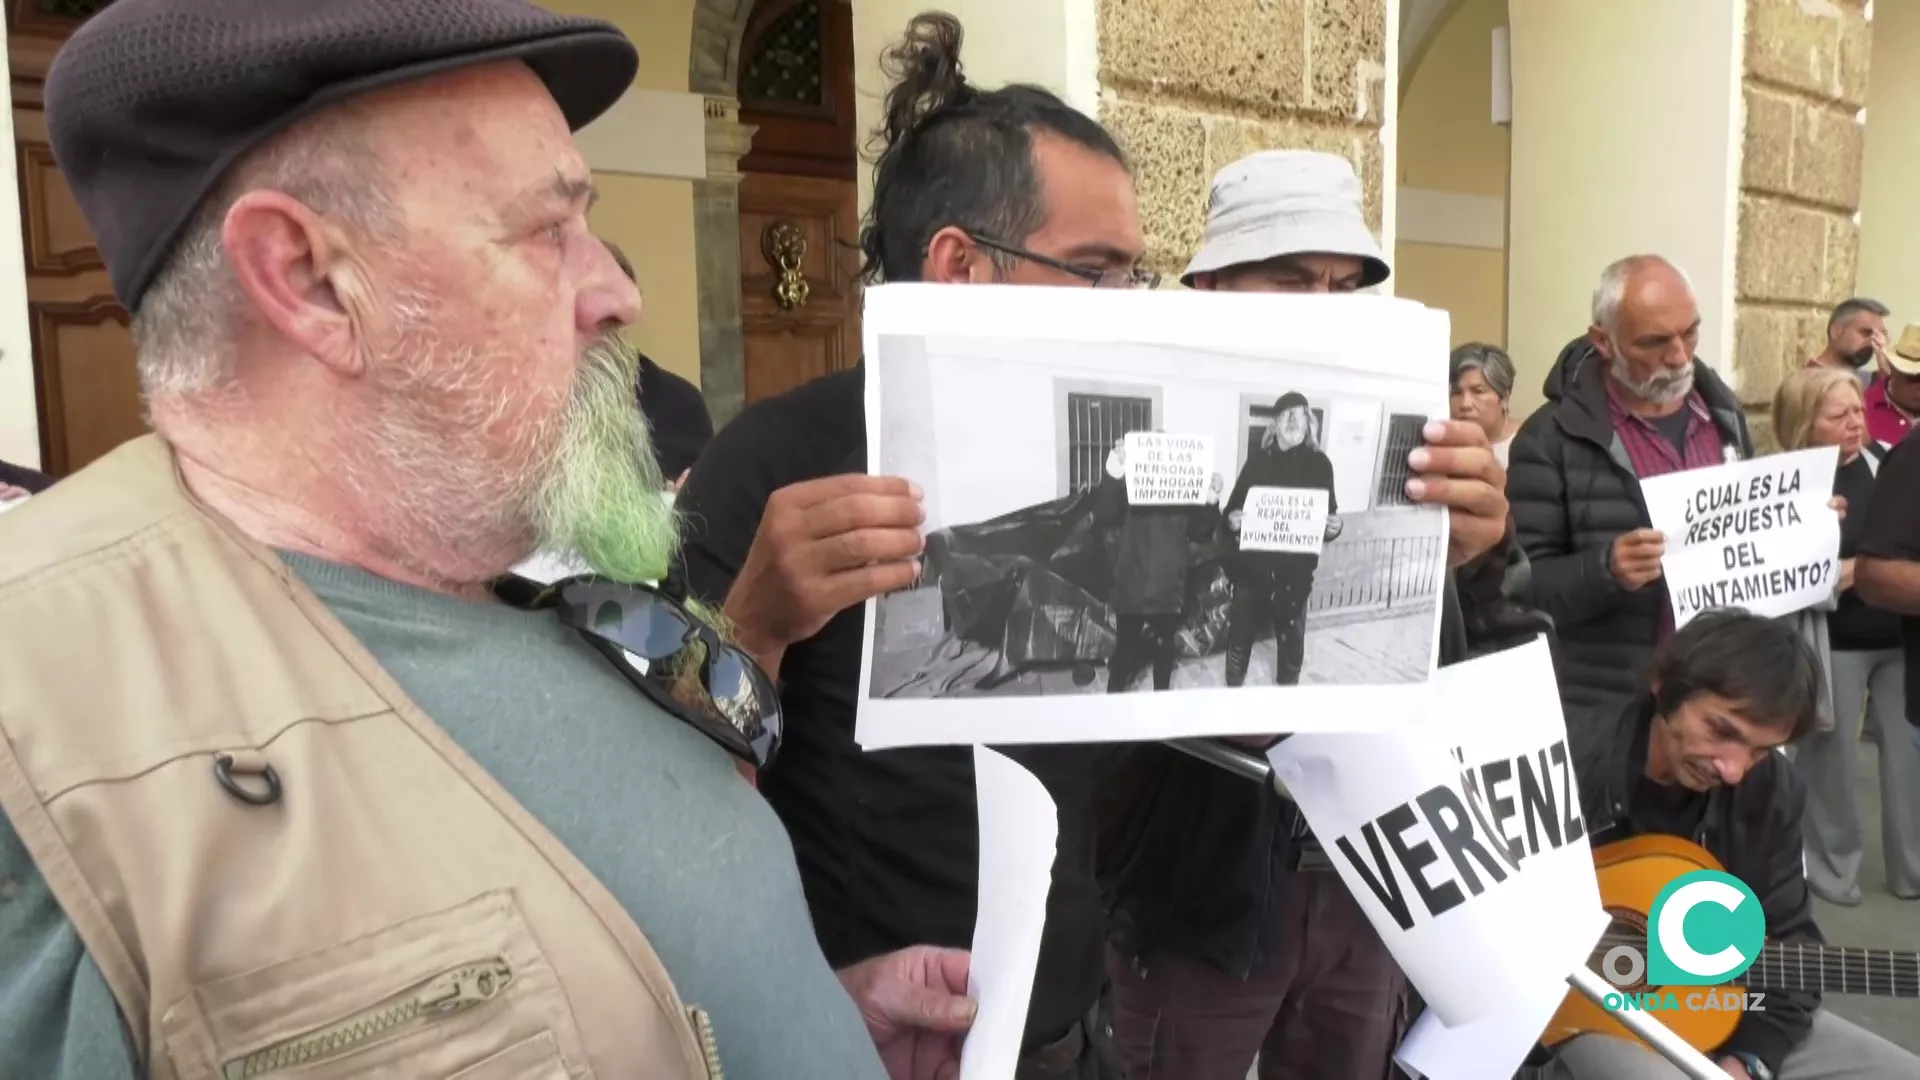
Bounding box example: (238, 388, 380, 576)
(1507, 338, 1755, 718)
(1571, 696, 1820, 1073)
(1090, 474, 1220, 616)
(1095, 537, 1551, 979)
(1221, 440, 1338, 586)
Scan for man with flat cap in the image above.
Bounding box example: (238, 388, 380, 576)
(0, 3, 971, 1079)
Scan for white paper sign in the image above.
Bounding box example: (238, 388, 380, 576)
(1239, 486, 1330, 554)
(960, 747, 1058, 1080)
(1640, 446, 1841, 628)
(1269, 640, 1608, 1029)
(1123, 432, 1215, 506)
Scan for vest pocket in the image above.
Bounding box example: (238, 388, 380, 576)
(159, 890, 596, 1080)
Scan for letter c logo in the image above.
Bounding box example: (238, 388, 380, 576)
(1646, 870, 1766, 986)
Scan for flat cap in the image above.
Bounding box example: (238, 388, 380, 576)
(46, 0, 639, 313)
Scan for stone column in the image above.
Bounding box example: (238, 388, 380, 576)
(1094, 0, 1392, 279)
(692, 96, 757, 428)
(1733, 0, 1873, 447)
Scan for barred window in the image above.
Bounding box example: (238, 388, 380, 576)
(1066, 393, 1153, 493)
(1374, 413, 1429, 507)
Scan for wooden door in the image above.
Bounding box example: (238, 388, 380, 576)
(7, 0, 143, 477)
(736, 0, 860, 405)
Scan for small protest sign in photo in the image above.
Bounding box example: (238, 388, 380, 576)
(855, 283, 1451, 749)
(1639, 446, 1841, 628)
(1239, 486, 1330, 555)
(1122, 432, 1215, 506)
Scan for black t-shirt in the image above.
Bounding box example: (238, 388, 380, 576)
(1830, 452, 1902, 650)
(666, 366, 1105, 1049)
(1650, 408, 1692, 458)
(1855, 436, 1920, 720)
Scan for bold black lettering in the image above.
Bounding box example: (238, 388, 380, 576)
(1480, 758, 1520, 859)
(1517, 750, 1563, 854)
(1334, 819, 1416, 931)
(1379, 799, 1462, 921)
(1553, 740, 1586, 842)
(1417, 785, 1509, 901)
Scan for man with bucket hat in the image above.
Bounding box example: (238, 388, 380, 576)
(0, 2, 973, 1079)
(1096, 150, 1538, 1080)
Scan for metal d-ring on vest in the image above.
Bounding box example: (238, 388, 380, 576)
(214, 749, 283, 807)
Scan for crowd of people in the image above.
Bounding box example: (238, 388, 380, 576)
(0, 2, 1916, 1080)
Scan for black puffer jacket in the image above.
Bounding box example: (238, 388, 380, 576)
(1507, 338, 1754, 718)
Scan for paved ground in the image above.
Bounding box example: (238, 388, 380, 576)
(870, 594, 1435, 698)
(1802, 739, 1920, 1054)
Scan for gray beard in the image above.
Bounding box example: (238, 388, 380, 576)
(1609, 353, 1693, 406)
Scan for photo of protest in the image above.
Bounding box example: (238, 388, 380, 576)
(864, 331, 1447, 710)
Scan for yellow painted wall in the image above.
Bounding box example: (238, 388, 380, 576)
(544, 0, 703, 385)
(1394, 0, 1508, 355)
(1505, 0, 1744, 420)
(0, 24, 35, 468)
(1857, 0, 1920, 330)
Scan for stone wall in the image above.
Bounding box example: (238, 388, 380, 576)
(1095, 0, 1390, 277)
(1734, 0, 1872, 446)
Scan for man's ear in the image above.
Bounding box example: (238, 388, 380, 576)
(923, 226, 993, 285)
(1587, 323, 1615, 360)
(221, 191, 364, 377)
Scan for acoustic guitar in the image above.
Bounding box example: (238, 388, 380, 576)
(1541, 834, 1920, 1054)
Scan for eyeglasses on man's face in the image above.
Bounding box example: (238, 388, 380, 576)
(965, 231, 1160, 290)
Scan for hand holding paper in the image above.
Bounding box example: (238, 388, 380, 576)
(838, 947, 976, 1080)
(1638, 446, 1842, 627)
(1610, 528, 1667, 590)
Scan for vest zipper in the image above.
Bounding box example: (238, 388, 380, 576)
(688, 1004, 724, 1079)
(220, 958, 513, 1079)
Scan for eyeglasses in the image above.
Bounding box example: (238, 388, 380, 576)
(493, 574, 783, 769)
(966, 232, 1160, 290)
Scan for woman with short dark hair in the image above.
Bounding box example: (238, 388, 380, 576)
(1448, 342, 1517, 466)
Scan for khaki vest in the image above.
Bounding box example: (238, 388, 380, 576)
(0, 436, 718, 1080)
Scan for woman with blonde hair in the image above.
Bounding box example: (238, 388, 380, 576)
(1775, 366, 1920, 904)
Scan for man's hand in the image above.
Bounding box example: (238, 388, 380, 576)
(0, 483, 29, 503)
(1831, 494, 1848, 522)
(1610, 528, 1667, 590)
(1228, 509, 1245, 533)
(1323, 511, 1344, 543)
(1209, 472, 1224, 499)
(1718, 1056, 1753, 1080)
(1105, 439, 1126, 480)
(838, 946, 976, 1080)
(1839, 556, 1857, 594)
(1406, 420, 1508, 568)
(724, 475, 925, 676)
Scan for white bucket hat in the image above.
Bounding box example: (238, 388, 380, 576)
(1181, 150, 1390, 288)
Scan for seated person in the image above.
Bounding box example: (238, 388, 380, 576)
(1550, 608, 1918, 1080)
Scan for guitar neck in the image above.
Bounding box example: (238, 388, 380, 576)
(1731, 943, 1920, 998)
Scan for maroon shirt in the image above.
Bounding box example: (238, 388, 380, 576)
(1604, 379, 1730, 642)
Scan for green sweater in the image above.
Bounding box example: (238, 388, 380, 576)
(0, 552, 885, 1080)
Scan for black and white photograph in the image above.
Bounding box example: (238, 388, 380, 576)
(854, 285, 1453, 749)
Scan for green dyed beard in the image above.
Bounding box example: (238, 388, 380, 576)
(529, 333, 679, 585)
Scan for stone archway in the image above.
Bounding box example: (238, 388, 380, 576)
(688, 0, 760, 426)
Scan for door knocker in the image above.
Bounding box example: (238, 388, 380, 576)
(762, 221, 811, 310)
